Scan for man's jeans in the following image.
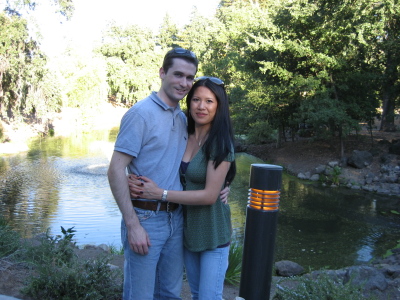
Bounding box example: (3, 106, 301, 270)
(184, 245, 230, 300)
(121, 205, 183, 300)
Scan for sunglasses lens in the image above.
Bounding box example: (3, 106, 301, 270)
(173, 48, 196, 58)
(195, 76, 224, 86)
(174, 48, 185, 54)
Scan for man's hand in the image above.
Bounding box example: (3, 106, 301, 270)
(127, 224, 151, 255)
(108, 151, 152, 255)
(220, 184, 230, 204)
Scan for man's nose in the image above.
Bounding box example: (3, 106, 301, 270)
(180, 77, 189, 86)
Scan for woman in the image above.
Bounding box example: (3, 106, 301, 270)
(129, 76, 236, 300)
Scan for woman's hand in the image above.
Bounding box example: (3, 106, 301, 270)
(127, 174, 163, 200)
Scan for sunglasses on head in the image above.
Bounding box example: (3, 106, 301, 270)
(173, 48, 197, 58)
(195, 76, 224, 86)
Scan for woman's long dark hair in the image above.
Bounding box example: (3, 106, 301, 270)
(186, 79, 236, 185)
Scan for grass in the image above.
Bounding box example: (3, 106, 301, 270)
(0, 218, 20, 258)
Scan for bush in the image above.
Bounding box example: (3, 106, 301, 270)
(22, 227, 76, 267)
(225, 241, 243, 286)
(22, 255, 122, 300)
(273, 272, 377, 300)
(20, 227, 123, 300)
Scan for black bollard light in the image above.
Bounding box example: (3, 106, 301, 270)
(239, 164, 283, 300)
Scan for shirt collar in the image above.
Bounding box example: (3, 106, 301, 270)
(150, 91, 182, 113)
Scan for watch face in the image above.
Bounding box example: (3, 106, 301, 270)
(162, 190, 168, 201)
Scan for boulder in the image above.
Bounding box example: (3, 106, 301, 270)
(275, 260, 305, 277)
(347, 150, 373, 169)
(389, 140, 400, 155)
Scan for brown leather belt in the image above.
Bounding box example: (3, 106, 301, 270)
(132, 200, 179, 212)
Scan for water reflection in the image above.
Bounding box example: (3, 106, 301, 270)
(0, 130, 399, 271)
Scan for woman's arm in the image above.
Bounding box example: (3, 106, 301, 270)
(128, 160, 231, 205)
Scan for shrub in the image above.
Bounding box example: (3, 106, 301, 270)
(225, 241, 243, 286)
(22, 255, 122, 300)
(20, 227, 123, 299)
(0, 218, 20, 258)
(273, 272, 376, 300)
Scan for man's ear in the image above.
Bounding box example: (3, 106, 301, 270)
(159, 67, 165, 79)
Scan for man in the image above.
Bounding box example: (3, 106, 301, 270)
(108, 48, 208, 300)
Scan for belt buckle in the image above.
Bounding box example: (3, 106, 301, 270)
(166, 202, 171, 212)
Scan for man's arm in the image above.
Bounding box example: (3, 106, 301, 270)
(107, 151, 151, 255)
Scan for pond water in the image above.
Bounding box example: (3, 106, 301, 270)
(0, 129, 399, 270)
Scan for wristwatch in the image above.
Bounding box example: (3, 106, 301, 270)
(161, 190, 168, 202)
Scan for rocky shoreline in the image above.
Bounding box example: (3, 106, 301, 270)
(295, 149, 400, 196)
(241, 136, 400, 197)
(271, 249, 400, 299)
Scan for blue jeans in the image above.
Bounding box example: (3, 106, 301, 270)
(184, 245, 230, 300)
(121, 205, 184, 300)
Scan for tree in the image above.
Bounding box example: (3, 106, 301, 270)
(0, 12, 50, 119)
(208, 0, 387, 154)
(97, 24, 162, 105)
(0, 0, 75, 122)
(157, 14, 179, 49)
(370, 1, 400, 132)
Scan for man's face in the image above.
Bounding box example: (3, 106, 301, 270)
(159, 58, 197, 107)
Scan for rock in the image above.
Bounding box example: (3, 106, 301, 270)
(314, 165, 326, 174)
(310, 174, 320, 181)
(297, 172, 308, 180)
(328, 161, 339, 168)
(347, 150, 374, 169)
(365, 172, 375, 184)
(344, 266, 388, 292)
(389, 141, 400, 155)
(275, 260, 305, 277)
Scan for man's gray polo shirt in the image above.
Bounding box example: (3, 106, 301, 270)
(114, 92, 187, 194)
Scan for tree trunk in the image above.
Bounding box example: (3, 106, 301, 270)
(380, 49, 397, 132)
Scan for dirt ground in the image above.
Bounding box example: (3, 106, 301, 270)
(246, 131, 397, 174)
(0, 130, 398, 300)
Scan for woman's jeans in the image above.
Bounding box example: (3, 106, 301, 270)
(184, 245, 230, 300)
(121, 206, 184, 300)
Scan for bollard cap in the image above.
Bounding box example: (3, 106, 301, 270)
(250, 164, 283, 191)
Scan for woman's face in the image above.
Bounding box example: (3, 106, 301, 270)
(190, 86, 218, 128)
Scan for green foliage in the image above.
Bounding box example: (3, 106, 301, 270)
(0, 12, 47, 119)
(383, 240, 400, 258)
(0, 217, 20, 258)
(23, 227, 76, 267)
(247, 120, 277, 144)
(158, 14, 179, 49)
(97, 24, 162, 106)
(2, 0, 400, 143)
(331, 166, 342, 185)
(225, 241, 243, 286)
(273, 272, 377, 300)
(22, 255, 122, 300)
(0, 121, 3, 141)
(21, 226, 123, 300)
(109, 243, 124, 255)
(57, 54, 108, 109)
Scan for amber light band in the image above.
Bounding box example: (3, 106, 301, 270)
(248, 188, 280, 211)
